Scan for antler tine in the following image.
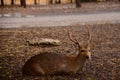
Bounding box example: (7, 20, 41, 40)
(86, 26, 92, 50)
(75, 37, 83, 50)
(68, 29, 77, 44)
(87, 27, 91, 44)
(68, 29, 82, 50)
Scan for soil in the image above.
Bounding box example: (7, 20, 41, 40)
(0, 23, 120, 80)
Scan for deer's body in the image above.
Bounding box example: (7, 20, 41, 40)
(22, 27, 92, 76)
(22, 52, 87, 75)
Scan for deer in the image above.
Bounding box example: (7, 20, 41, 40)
(22, 27, 92, 76)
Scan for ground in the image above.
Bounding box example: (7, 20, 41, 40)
(0, 2, 120, 80)
(0, 23, 120, 80)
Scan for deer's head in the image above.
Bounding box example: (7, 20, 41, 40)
(68, 27, 92, 60)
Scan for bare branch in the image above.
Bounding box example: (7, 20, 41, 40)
(27, 38, 60, 47)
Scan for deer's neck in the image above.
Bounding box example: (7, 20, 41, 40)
(67, 54, 86, 65)
(67, 54, 87, 72)
(76, 54, 87, 65)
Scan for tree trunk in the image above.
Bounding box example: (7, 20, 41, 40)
(34, 0, 37, 5)
(1, 0, 4, 6)
(76, 0, 81, 8)
(20, 0, 26, 8)
(11, 0, 14, 5)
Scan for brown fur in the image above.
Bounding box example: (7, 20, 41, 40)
(22, 49, 91, 75)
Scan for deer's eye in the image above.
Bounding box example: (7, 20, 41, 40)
(80, 50, 85, 52)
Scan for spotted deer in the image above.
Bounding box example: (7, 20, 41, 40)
(22, 27, 92, 75)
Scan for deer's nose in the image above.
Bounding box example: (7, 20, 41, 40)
(88, 56, 92, 60)
(86, 55, 91, 60)
(87, 52, 91, 60)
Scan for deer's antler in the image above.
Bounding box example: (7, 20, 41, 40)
(68, 29, 83, 50)
(85, 26, 92, 50)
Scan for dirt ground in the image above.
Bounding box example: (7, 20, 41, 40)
(0, 23, 120, 80)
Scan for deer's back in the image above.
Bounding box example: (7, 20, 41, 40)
(22, 52, 69, 75)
